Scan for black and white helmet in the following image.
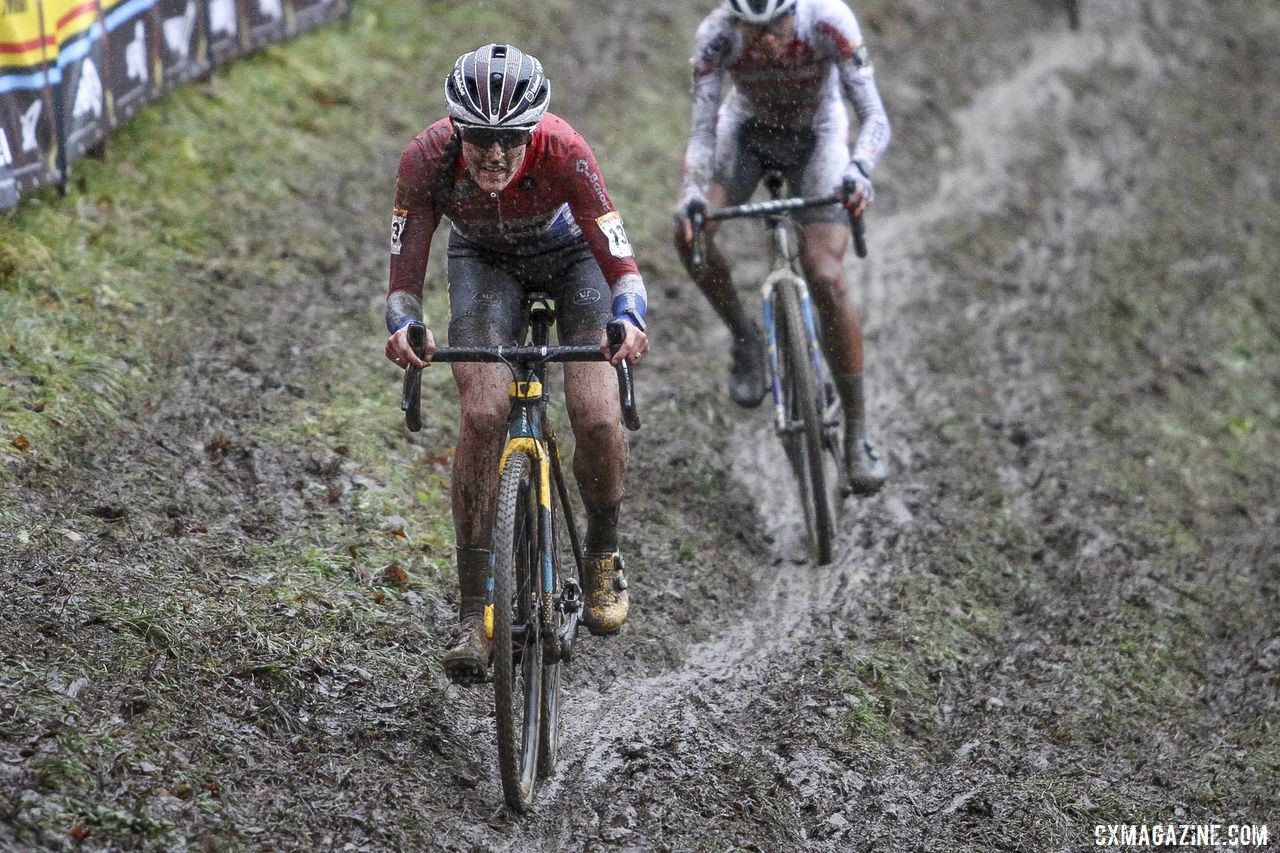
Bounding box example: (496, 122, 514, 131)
(444, 44, 550, 130)
(724, 0, 797, 24)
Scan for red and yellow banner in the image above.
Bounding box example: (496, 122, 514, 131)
(1, 0, 348, 209)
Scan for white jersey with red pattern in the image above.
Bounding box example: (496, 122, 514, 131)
(682, 0, 890, 198)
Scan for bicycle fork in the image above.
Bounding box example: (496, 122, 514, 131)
(761, 274, 835, 433)
(484, 437, 582, 664)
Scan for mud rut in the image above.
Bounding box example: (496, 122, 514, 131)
(2, 2, 1220, 850)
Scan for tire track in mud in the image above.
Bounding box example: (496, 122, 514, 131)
(494, 9, 1175, 849)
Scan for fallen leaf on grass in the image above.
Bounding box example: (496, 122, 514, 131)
(382, 515, 410, 540)
(11, 435, 29, 452)
(374, 563, 409, 588)
(205, 435, 232, 460)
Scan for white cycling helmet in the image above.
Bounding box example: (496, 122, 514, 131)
(724, 0, 797, 24)
(444, 43, 550, 130)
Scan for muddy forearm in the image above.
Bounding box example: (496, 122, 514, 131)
(682, 69, 723, 199)
(385, 290, 424, 335)
(610, 273, 648, 330)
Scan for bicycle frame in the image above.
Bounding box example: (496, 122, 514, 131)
(754, 175, 834, 437)
(485, 299, 586, 660)
(689, 176, 868, 563)
(398, 298, 638, 809)
(402, 296, 637, 660)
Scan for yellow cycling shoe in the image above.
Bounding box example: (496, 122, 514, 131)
(581, 552, 629, 636)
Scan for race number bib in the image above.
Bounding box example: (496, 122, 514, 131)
(595, 211, 633, 259)
(390, 208, 408, 255)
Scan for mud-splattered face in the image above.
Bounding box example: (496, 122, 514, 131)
(462, 137, 529, 193)
(738, 11, 796, 60)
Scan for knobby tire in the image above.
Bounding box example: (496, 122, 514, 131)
(492, 451, 543, 812)
(775, 278, 837, 564)
(538, 660, 561, 779)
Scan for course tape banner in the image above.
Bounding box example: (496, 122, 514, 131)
(0, 0, 59, 197)
(0, 0, 347, 210)
(155, 0, 210, 91)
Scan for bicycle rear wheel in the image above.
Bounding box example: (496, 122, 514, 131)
(491, 451, 543, 812)
(774, 277, 837, 564)
(538, 660, 561, 779)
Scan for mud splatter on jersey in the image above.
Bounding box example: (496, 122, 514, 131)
(389, 113, 641, 302)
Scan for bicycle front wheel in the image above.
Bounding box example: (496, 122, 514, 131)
(774, 277, 837, 564)
(491, 450, 543, 812)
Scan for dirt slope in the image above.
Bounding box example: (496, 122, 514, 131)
(3, 1, 1277, 850)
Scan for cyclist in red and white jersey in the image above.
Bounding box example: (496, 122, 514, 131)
(673, 0, 890, 494)
(383, 44, 650, 682)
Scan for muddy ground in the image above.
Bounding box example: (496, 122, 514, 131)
(3, 0, 1278, 850)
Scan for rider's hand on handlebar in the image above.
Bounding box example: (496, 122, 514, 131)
(839, 163, 874, 218)
(601, 322, 649, 367)
(674, 189, 708, 245)
(386, 323, 434, 370)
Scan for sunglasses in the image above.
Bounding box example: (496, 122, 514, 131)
(459, 126, 532, 151)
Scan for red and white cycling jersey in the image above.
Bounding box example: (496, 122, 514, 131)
(388, 113, 640, 302)
(683, 0, 890, 196)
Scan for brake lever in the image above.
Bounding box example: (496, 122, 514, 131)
(689, 199, 707, 271)
(840, 177, 869, 259)
(851, 211, 868, 259)
(606, 321, 641, 432)
(401, 323, 425, 432)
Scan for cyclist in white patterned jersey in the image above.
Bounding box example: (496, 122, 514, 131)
(673, 0, 890, 494)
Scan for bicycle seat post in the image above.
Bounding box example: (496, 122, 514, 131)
(764, 170, 784, 200)
(525, 291, 556, 384)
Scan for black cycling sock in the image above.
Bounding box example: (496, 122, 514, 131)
(583, 505, 619, 556)
(456, 545, 490, 620)
(833, 372, 867, 442)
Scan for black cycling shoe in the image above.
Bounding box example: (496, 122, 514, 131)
(847, 436, 888, 495)
(729, 322, 767, 408)
(442, 615, 492, 685)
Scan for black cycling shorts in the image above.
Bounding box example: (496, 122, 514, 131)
(446, 233, 612, 347)
(715, 118, 847, 226)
